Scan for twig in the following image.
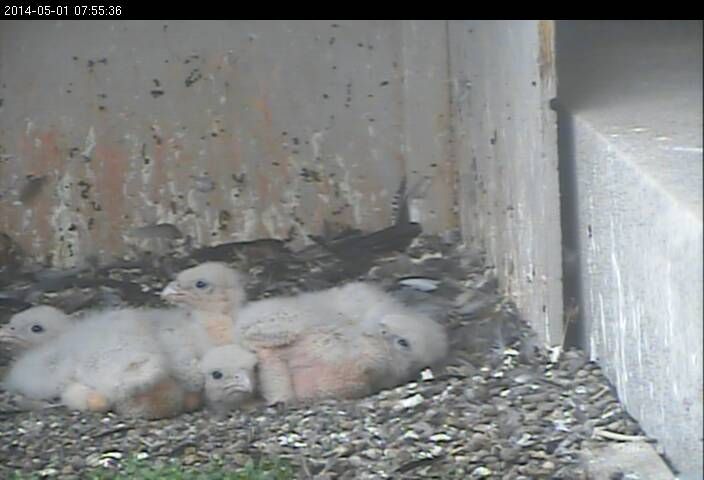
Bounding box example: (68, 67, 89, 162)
(394, 455, 445, 474)
(299, 456, 313, 480)
(590, 386, 611, 402)
(0, 403, 63, 416)
(551, 303, 580, 362)
(168, 440, 198, 456)
(316, 459, 334, 478)
(539, 377, 569, 388)
(93, 424, 134, 439)
(593, 427, 652, 442)
(137, 437, 162, 449)
(0, 409, 28, 416)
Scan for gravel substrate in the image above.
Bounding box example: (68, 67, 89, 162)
(0, 231, 654, 478)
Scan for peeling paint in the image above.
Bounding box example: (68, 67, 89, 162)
(333, 154, 364, 225)
(241, 208, 259, 240)
(81, 127, 96, 160)
(310, 131, 325, 160)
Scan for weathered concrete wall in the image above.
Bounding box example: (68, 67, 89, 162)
(448, 20, 564, 345)
(556, 21, 703, 478)
(0, 20, 455, 267)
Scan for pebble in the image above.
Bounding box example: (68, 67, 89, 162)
(471, 466, 493, 478)
(396, 394, 424, 409)
(429, 433, 452, 442)
(398, 277, 440, 292)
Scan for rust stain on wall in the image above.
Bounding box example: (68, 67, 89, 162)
(92, 143, 128, 252)
(538, 20, 556, 82)
(0, 21, 456, 267)
(16, 128, 64, 256)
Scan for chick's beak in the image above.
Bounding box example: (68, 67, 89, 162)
(0, 328, 26, 349)
(233, 375, 253, 393)
(161, 282, 186, 302)
(0, 326, 15, 342)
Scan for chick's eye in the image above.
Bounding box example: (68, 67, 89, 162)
(211, 370, 223, 380)
(31, 325, 44, 334)
(396, 337, 410, 349)
(195, 280, 209, 289)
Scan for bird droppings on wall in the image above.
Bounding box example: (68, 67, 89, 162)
(0, 21, 456, 268)
(149, 78, 165, 98)
(85, 57, 108, 73)
(184, 69, 203, 88)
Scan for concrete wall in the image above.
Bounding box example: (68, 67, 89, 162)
(0, 21, 455, 267)
(556, 21, 703, 479)
(449, 20, 564, 345)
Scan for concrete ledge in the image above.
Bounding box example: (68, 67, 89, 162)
(557, 21, 703, 479)
(581, 442, 675, 480)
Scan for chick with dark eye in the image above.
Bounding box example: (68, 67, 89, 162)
(0, 306, 74, 353)
(201, 345, 258, 414)
(160, 263, 246, 338)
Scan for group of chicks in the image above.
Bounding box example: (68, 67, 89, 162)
(0, 262, 449, 419)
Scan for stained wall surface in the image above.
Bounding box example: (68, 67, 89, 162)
(0, 20, 455, 267)
(449, 20, 564, 345)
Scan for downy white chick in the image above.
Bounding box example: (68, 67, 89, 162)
(70, 307, 202, 417)
(238, 314, 422, 404)
(1, 306, 214, 418)
(234, 297, 350, 404)
(65, 306, 214, 418)
(161, 262, 246, 346)
(318, 282, 449, 378)
(243, 282, 448, 372)
(79, 307, 222, 417)
(0, 306, 76, 354)
(235, 283, 448, 404)
(2, 307, 183, 416)
(201, 344, 259, 415)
